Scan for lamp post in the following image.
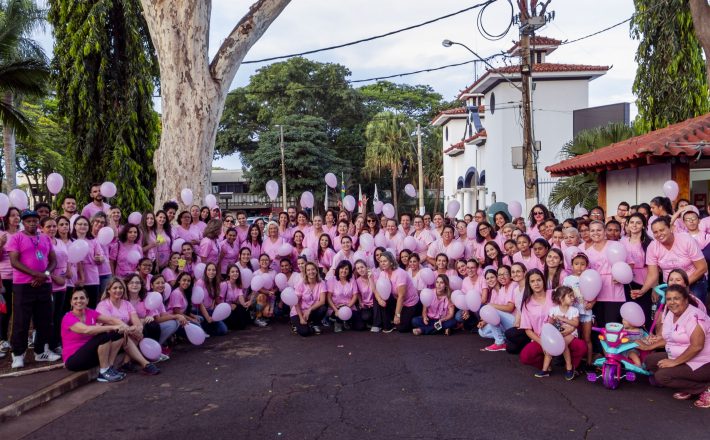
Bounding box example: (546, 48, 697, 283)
(274, 125, 287, 211)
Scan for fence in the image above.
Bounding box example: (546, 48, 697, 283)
(537, 179, 570, 220)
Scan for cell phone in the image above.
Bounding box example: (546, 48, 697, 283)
(434, 320, 442, 331)
(178, 258, 186, 270)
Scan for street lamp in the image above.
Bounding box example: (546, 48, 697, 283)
(274, 124, 287, 211)
(441, 39, 523, 92)
(400, 122, 425, 215)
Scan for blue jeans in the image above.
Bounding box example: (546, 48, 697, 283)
(201, 309, 228, 336)
(412, 316, 457, 334)
(690, 276, 708, 305)
(478, 310, 516, 345)
(158, 320, 180, 345)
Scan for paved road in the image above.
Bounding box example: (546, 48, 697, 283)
(13, 325, 710, 439)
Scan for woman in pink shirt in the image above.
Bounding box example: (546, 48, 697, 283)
(243, 224, 263, 259)
(526, 204, 550, 241)
(195, 263, 227, 336)
(633, 216, 709, 305)
(125, 274, 179, 352)
(518, 269, 587, 372)
(89, 213, 113, 294)
(161, 252, 180, 285)
(327, 260, 362, 332)
(0, 207, 20, 345)
(221, 264, 251, 330)
(316, 233, 336, 277)
(139, 212, 159, 265)
(479, 265, 518, 351)
(109, 224, 143, 278)
(198, 219, 222, 266)
(72, 215, 106, 308)
(96, 278, 160, 375)
(189, 205, 206, 238)
(433, 253, 458, 280)
(374, 251, 420, 333)
(42, 217, 69, 354)
(637, 285, 710, 408)
(154, 210, 173, 269)
(262, 222, 284, 271)
(482, 241, 505, 270)
(218, 228, 240, 277)
(167, 272, 200, 324)
(354, 259, 374, 328)
(411, 215, 434, 263)
(407, 253, 427, 291)
(412, 274, 456, 335)
(584, 220, 626, 326)
(622, 213, 654, 327)
(253, 254, 278, 326)
(543, 248, 566, 291)
(277, 212, 293, 244)
(173, 211, 200, 250)
(291, 262, 328, 336)
(513, 234, 542, 272)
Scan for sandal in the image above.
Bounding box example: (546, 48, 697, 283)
(673, 392, 692, 400)
(444, 329, 451, 336)
(694, 390, 710, 408)
(412, 328, 422, 336)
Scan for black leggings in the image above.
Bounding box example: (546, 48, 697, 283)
(50, 290, 66, 350)
(1, 279, 13, 341)
(505, 328, 531, 354)
(143, 321, 161, 341)
(373, 296, 420, 332)
(290, 305, 328, 337)
(83, 285, 100, 309)
(225, 304, 251, 330)
(65, 332, 123, 371)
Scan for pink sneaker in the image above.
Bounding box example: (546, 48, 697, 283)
(483, 343, 507, 352)
(694, 389, 710, 408)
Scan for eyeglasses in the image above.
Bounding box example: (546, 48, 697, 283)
(224, 219, 234, 223)
(128, 280, 141, 285)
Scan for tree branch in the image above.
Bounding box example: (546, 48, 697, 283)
(209, 0, 291, 96)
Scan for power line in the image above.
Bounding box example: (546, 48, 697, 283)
(559, 17, 631, 45)
(242, 0, 496, 64)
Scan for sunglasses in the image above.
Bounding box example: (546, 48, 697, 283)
(533, 211, 544, 215)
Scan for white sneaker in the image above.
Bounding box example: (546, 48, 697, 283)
(370, 326, 381, 333)
(35, 349, 61, 362)
(0, 351, 5, 358)
(11, 353, 24, 368)
(0, 340, 10, 352)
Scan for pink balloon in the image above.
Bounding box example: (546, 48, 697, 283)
(447, 242, 464, 260)
(419, 268, 435, 285)
(325, 173, 337, 189)
(403, 236, 417, 251)
(420, 288, 434, 306)
(359, 233, 374, 251)
(100, 181, 117, 198)
(144, 292, 163, 311)
(180, 188, 193, 205)
(191, 286, 205, 304)
(139, 338, 161, 361)
(620, 301, 645, 327)
(0, 193, 9, 216)
(240, 268, 253, 288)
(343, 195, 356, 212)
(193, 263, 206, 280)
(171, 238, 185, 253)
(281, 287, 298, 306)
(46, 173, 64, 195)
(126, 250, 141, 265)
(275, 273, 288, 290)
(337, 306, 353, 321)
(382, 203, 395, 219)
(211, 303, 231, 321)
(300, 191, 314, 209)
(162, 283, 172, 301)
(663, 180, 680, 201)
(376, 276, 391, 300)
(449, 276, 462, 291)
(540, 323, 565, 356)
(205, 194, 217, 209)
(185, 323, 205, 345)
(374, 234, 389, 248)
(466, 221, 478, 238)
(465, 290, 482, 312)
(563, 246, 581, 266)
(9, 189, 28, 210)
(611, 261, 633, 284)
(251, 275, 264, 292)
(97, 226, 115, 245)
(67, 239, 90, 263)
(451, 290, 467, 310)
(579, 269, 602, 301)
(373, 201, 384, 215)
(127, 211, 142, 225)
(251, 258, 259, 269)
(606, 241, 627, 265)
(404, 184, 417, 198)
(479, 304, 501, 325)
(447, 200, 460, 218)
(508, 201, 522, 218)
(278, 243, 293, 257)
(265, 180, 279, 201)
(300, 248, 313, 261)
(574, 206, 588, 217)
(261, 273, 274, 290)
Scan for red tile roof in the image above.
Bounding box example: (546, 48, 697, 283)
(546, 113, 710, 176)
(443, 130, 487, 154)
(507, 36, 562, 53)
(431, 105, 485, 124)
(457, 63, 610, 99)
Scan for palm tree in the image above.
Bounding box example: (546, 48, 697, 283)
(363, 111, 414, 216)
(0, 0, 49, 191)
(423, 126, 442, 213)
(548, 122, 637, 215)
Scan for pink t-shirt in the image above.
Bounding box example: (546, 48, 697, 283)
(61, 308, 102, 361)
(97, 241, 112, 276)
(287, 271, 303, 288)
(78, 238, 104, 286)
(513, 251, 543, 272)
(0, 230, 17, 279)
(219, 240, 240, 274)
(81, 202, 110, 219)
(490, 282, 518, 306)
(426, 294, 451, 320)
(662, 305, 710, 371)
(386, 268, 419, 307)
(646, 233, 705, 282)
(129, 298, 159, 319)
(621, 237, 648, 285)
(96, 298, 136, 324)
(220, 281, 244, 304)
(155, 230, 172, 268)
(292, 281, 327, 317)
(198, 237, 220, 265)
(262, 236, 284, 270)
(519, 290, 553, 335)
(162, 267, 178, 285)
(195, 278, 221, 309)
(51, 239, 68, 292)
(462, 274, 486, 294)
(584, 242, 625, 302)
(190, 222, 206, 240)
(168, 288, 189, 313)
(317, 248, 336, 271)
(6, 232, 53, 284)
(356, 276, 374, 307)
(109, 242, 143, 278)
(327, 278, 358, 310)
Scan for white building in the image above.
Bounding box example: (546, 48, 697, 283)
(432, 36, 609, 216)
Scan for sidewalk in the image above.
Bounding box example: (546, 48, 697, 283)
(0, 361, 97, 423)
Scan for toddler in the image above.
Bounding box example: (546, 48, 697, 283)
(537, 286, 579, 380)
(564, 253, 594, 368)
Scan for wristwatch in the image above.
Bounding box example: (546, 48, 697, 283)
(44, 271, 51, 277)
(396, 313, 401, 318)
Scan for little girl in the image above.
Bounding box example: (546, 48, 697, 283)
(538, 286, 579, 380)
(621, 319, 643, 366)
(563, 253, 594, 368)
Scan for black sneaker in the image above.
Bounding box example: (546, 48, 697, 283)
(142, 363, 160, 376)
(108, 366, 126, 379)
(119, 362, 140, 374)
(97, 368, 124, 383)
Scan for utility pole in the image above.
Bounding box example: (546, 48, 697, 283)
(279, 125, 287, 211)
(417, 124, 425, 216)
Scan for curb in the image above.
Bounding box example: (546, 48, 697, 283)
(0, 368, 97, 423)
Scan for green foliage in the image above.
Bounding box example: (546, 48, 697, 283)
(549, 122, 636, 215)
(245, 115, 349, 206)
(358, 81, 444, 124)
(631, 0, 710, 131)
(48, 0, 159, 212)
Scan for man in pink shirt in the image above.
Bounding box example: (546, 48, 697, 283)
(8, 210, 60, 368)
(81, 183, 111, 219)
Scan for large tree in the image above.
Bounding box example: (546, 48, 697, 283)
(358, 81, 444, 125)
(631, 0, 710, 131)
(0, 0, 49, 191)
(48, 0, 160, 212)
(688, 0, 710, 86)
(139, 0, 291, 207)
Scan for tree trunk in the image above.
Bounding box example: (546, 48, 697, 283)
(689, 0, 710, 87)
(2, 92, 16, 191)
(140, 0, 291, 207)
(433, 174, 441, 214)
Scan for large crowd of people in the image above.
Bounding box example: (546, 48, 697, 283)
(1, 185, 710, 408)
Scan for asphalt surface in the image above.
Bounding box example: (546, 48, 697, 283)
(11, 324, 710, 440)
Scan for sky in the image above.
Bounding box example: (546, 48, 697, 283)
(34, 0, 639, 169)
